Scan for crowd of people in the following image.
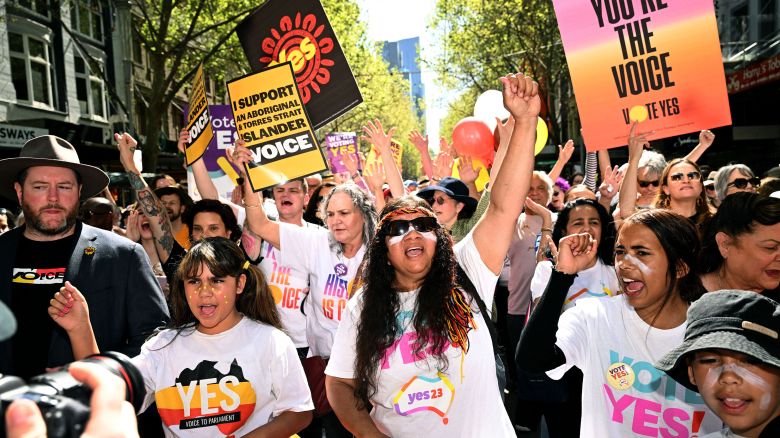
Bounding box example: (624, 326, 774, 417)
(1, 71, 779, 438)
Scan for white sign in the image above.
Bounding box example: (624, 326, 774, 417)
(0, 124, 49, 148)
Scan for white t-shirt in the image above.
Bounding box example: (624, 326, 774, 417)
(258, 221, 319, 348)
(531, 259, 620, 311)
(279, 223, 366, 357)
(550, 294, 721, 437)
(132, 317, 313, 437)
(326, 232, 514, 437)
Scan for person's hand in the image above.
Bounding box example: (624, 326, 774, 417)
(457, 155, 482, 184)
(361, 119, 396, 154)
(177, 129, 189, 154)
(115, 132, 139, 174)
(230, 184, 244, 205)
(124, 209, 141, 242)
(496, 115, 515, 149)
(439, 137, 454, 157)
(598, 165, 623, 200)
(227, 139, 254, 176)
(698, 129, 715, 149)
(550, 233, 597, 275)
(499, 72, 541, 120)
(4, 361, 141, 438)
(341, 151, 360, 175)
(363, 161, 386, 192)
(48, 281, 90, 334)
(627, 121, 653, 161)
(557, 139, 575, 164)
(524, 197, 552, 224)
(408, 130, 428, 153)
(433, 151, 454, 180)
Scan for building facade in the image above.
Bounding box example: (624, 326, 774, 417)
(382, 37, 425, 119)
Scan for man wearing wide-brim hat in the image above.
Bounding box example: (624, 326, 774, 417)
(0, 135, 169, 379)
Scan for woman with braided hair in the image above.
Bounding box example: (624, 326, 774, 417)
(324, 72, 540, 437)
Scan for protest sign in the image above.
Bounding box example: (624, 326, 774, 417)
(227, 62, 327, 191)
(183, 105, 240, 201)
(183, 64, 213, 164)
(552, 0, 731, 150)
(236, 0, 363, 130)
(325, 132, 360, 174)
(364, 140, 403, 172)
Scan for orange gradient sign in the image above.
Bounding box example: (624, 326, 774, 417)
(552, 0, 731, 150)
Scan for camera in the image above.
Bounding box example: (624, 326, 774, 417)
(0, 351, 145, 438)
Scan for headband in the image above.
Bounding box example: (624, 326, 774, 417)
(376, 206, 435, 230)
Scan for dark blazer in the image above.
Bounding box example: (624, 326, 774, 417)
(0, 222, 170, 374)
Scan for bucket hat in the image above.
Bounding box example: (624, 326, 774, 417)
(416, 176, 478, 217)
(655, 290, 780, 392)
(0, 135, 109, 201)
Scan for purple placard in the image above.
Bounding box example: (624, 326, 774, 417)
(325, 132, 360, 174)
(183, 104, 240, 200)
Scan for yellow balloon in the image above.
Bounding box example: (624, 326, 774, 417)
(452, 157, 490, 191)
(535, 117, 548, 156)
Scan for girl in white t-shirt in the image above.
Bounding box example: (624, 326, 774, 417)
(50, 237, 314, 437)
(517, 209, 722, 437)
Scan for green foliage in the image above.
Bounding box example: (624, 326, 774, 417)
(317, 0, 423, 178)
(430, 0, 577, 145)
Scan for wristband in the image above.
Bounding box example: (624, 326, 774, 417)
(351, 171, 361, 180)
(541, 227, 553, 233)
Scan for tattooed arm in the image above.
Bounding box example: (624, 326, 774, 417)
(116, 133, 175, 263)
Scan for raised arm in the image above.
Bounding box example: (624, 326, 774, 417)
(116, 133, 175, 263)
(547, 139, 574, 183)
(684, 129, 715, 163)
(48, 282, 99, 359)
(472, 73, 539, 273)
(361, 119, 404, 199)
(230, 142, 281, 250)
(617, 122, 650, 219)
(179, 129, 218, 200)
(456, 155, 483, 200)
(409, 130, 434, 179)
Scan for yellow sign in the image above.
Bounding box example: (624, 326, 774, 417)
(364, 139, 403, 172)
(184, 64, 213, 165)
(227, 63, 327, 191)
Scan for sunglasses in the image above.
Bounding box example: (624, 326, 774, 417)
(669, 171, 701, 182)
(638, 180, 659, 188)
(727, 177, 760, 189)
(383, 217, 439, 237)
(427, 196, 449, 206)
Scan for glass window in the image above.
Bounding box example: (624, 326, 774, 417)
(8, 32, 54, 107)
(74, 53, 106, 118)
(16, 0, 49, 17)
(10, 58, 29, 101)
(71, 0, 103, 41)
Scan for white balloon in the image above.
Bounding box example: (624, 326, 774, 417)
(474, 90, 510, 132)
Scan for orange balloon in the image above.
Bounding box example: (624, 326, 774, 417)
(452, 117, 494, 162)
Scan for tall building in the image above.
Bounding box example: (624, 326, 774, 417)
(0, 1, 194, 177)
(382, 37, 425, 119)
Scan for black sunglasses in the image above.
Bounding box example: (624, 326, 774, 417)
(726, 177, 760, 189)
(426, 196, 449, 206)
(669, 171, 701, 182)
(383, 217, 439, 237)
(638, 180, 660, 188)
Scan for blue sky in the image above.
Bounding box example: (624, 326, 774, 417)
(357, 0, 446, 149)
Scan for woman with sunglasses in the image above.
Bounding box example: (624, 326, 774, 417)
(713, 163, 760, 203)
(700, 192, 780, 298)
(653, 158, 712, 229)
(323, 72, 539, 437)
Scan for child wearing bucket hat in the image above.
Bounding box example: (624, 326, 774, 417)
(656, 290, 780, 438)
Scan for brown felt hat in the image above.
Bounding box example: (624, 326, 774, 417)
(0, 135, 109, 201)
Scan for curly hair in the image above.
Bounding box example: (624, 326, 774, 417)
(169, 237, 281, 332)
(653, 159, 711, 228)
(353, 196, 476, 407)
(320, 183, 378, 255)
(621, 210, 705, 325)
(552, 198, 616, 265)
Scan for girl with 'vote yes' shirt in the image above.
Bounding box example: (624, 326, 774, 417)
(517, 209, 723, 437)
